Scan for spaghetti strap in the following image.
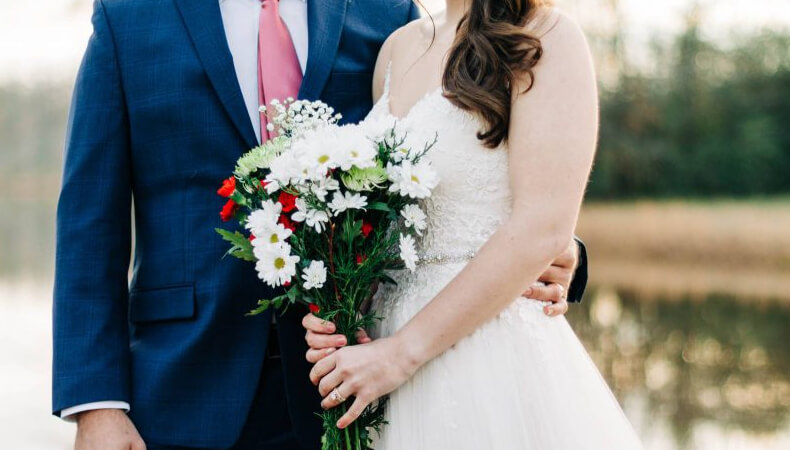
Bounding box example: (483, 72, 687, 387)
(382, 61, 393, 99)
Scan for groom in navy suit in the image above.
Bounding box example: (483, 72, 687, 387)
(53, 1, 588, 449)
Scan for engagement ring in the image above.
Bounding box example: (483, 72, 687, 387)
(330, 388, 346, 403)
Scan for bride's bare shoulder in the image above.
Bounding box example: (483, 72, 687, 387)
(373, 17, 430, 100)
(526, 7, 589, 54)
(518, 7, 594, 86)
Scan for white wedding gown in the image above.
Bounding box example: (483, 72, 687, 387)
(366, 66, 644, 449)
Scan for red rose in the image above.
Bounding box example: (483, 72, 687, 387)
(278, 214, 297, 232)
(249, 233, 256, 242)
(217, 177, 236, 198)
(283, 280, 291, 287)
(260, 179, 270, 190)
(220, 198, 238, 222)
(278, 191, 298, 213)
(356, 254, 367, 265)
(309, 303, 320, 314)
(361, 221, 373, 238)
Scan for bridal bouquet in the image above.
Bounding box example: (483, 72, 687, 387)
(215, 98, 439, 449)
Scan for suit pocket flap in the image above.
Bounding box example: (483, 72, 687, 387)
(129, 284, 195, 323)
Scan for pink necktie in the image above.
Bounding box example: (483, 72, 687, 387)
(258, 0, 303, 141)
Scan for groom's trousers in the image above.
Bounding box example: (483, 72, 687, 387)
(146, 326, 306, 450)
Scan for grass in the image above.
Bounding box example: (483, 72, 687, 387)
(577, 199, 790, 303)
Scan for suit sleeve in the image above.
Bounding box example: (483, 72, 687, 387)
(52, 0, 133, 416)
(567, 237, 588, 303)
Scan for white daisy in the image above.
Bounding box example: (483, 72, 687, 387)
(399, 233, 419, 272)
(301, 260, 327, 290)
(291, 198, 330, 232)
(297, 130, 342, 178)
(387, 160, 439, 199)
(334, 125, 377, 171)
(310, 176, 340, 202)
(400, 204, 427, 235)
(390, 147, 412, 163)
(253, 243, 299, 287)
(264, 152, 302, 194)
(245, 200, 282, 236)
(328, 191, 368, 215)
(260, 199, 283, 219)
(252, 221, 293, 246)
(360, 115, 397, 141)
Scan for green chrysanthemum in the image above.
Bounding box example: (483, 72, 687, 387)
(341, 161, 388, 192)
(234, 136, 288, 177)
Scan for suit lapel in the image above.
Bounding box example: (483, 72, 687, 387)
(173, 0, 258, 149)
(299, 0, 348, 100)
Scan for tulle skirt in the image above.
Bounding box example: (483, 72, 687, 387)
(371, 262, 644, 450)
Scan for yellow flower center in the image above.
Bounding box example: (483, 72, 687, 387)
(269, 234, 279, 243)
(411, 175, 420, 183)
(318, 155, 330, 164)
(274, 257, 286, 269)
(351, 150, 359, 157)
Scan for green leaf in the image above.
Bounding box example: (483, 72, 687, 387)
(342, 219, 362, 243)
(246, 299, 271, 316)
(230, 191, 248, 206)
(215, 228, 255, 262)
(286, 286, 299, 303)
(367, 201, 392, 212)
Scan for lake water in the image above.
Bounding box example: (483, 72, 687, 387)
(3, 279, 789, 450)
(2, 200, 789, 448)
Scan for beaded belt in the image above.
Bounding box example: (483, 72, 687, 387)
(418, 249, 476, 266)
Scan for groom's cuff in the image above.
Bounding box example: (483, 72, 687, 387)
(60, 401, 130, 422)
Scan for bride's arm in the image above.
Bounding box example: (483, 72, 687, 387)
(310, 13, 598, 428)
(395, 14, 598, 369)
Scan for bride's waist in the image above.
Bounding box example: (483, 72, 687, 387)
(417, 248, 476, 266)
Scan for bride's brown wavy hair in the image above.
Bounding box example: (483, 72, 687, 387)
(440, 0, 552, 148)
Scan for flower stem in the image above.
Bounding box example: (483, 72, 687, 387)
(327, 223, 342, 303)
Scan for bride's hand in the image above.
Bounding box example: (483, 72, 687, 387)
(308, 336, 418, 429)
(302, 313, 372, 363)
(525, 238, 578, 316)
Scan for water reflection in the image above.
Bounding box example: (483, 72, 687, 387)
(567, 288, 790, 449)
(3, 196, 790, 449)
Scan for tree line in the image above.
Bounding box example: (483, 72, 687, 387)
(1, 22, 789, 200)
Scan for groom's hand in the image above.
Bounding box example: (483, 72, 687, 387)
(524, 238, 579, 317)
(302, 314, 372, 364)
(75, 409, 145, 450)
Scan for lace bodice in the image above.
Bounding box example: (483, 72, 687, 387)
(367, 65, 512, 260)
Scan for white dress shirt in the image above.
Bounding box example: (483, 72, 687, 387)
(60, 0, 309, 420)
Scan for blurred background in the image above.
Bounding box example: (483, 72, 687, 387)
(1, 0, 788, 448)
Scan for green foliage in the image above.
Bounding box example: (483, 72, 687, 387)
(591, 28, 790, 198)
(215, 228, 255, 262)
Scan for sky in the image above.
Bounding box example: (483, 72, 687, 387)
(0, 0, 788, 83)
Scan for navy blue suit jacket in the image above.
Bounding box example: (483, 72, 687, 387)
(53, 0, 418, 447)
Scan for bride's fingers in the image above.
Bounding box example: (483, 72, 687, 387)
(302, 313, 336, 334)
(355, 329, 372, 344)
(309, 353, 337, 385)
(306, 347, 336, 364)
(318, 367, 345, 398)
(305, 330, 347, 350)
(337, 396, 370, 429)
(320, 382, 353, 410)
(525, 283, 564, 303)
(544, 299, 569, 317)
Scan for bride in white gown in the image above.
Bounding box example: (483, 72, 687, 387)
(305, 1, 644, 448)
